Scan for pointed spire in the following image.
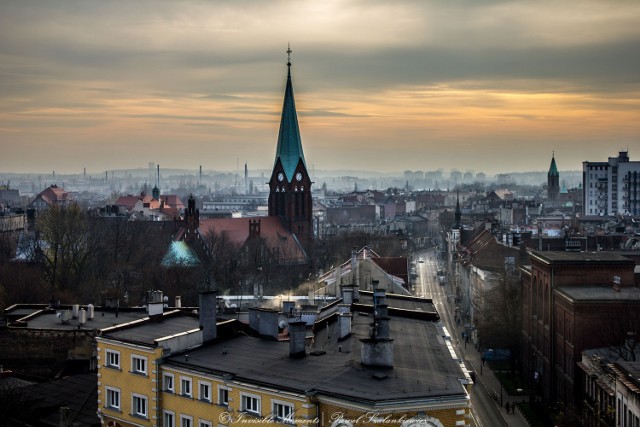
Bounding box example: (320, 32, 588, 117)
(274, 44, 306, 182)
(454, 190, 462, 230)
(548, 151, 559, 177)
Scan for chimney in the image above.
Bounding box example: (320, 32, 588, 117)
(341, 284, 354, 305)
(59, 407, 71, 427)
(337, 313, 352, 340)
(147, 290, 164, 317)
(352, 248, 360, 299)
(248, 308, 279, 339)
(282, 300, 295, 316)
(199, 290, 217, 342)
(175, 296, 182, 308)
(360, 288, 394, 368)
(288, 320, 307, 358)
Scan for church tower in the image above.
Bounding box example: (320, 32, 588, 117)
(547, 152, 560, 203)
(268, 46, 313, 241)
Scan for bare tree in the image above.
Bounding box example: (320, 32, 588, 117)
(36, 204, 97, 295)
(474, 266, 522, 372)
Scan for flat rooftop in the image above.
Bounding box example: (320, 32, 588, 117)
(556, 285, 640, 302)
(100, 311, 200, 346)
(165, 297, 466, 404)
(5, 305, 149, 331)
(531, 251, 635, 265)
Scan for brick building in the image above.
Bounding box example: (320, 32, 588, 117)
(521, 251, 638, 406)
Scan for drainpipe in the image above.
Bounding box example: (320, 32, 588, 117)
(156, 356, 163, 424)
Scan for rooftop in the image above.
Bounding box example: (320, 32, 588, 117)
(5, 304, 149, 331)
(531, 251, 635, 265)
(164, 295, 466, 404)
(555, 285, 640, 302)
(100, 310, 200, 347)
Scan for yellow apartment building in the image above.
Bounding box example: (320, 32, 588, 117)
(96, 290, 471, 427)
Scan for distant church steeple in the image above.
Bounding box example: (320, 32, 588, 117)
(152, 164, 160, 200)
(268, 45, 313, 241)
(453, 190, 462, 230)
(547, 152, 559, 203)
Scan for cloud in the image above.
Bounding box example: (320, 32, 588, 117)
(0, 0, 639, 174)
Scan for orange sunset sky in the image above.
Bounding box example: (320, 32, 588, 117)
(1, 0, 639, 176)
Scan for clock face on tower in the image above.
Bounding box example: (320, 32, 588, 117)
(295, 172, 303, 181)
(277, 172, 284, 182)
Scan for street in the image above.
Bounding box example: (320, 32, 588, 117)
(415, 249, 507, 427)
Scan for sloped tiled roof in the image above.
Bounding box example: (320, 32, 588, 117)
(34, 185, 70, 206)
(197, 216, 307, 264)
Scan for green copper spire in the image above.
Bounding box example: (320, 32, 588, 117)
(274, 44, 306, 182)
(548, 151, 559, 177)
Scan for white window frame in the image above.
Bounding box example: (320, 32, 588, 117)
(131, 393, 148, 418)
(198, 380, 212, 402)
(163, 373, 175, 393)
(198, 420, 212, 427)
(163, 410, 175, 427)
(240, 392, 261, 416)
(218, 386, 229, 406)
(105, 386, 120, 410)
(272, 399, 294, 424)
(131, 354, 147, 375)
(105, 349, 120, 369)
(180, 376, 193, 398)
(180, 415, 193, 427)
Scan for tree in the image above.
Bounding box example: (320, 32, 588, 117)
(474, 266, 522, 373)
(36, 204, 97, 296)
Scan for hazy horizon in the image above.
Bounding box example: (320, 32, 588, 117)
(1, 1, 639, 176)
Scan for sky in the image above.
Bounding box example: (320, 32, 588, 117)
(1, 0, 639, 177)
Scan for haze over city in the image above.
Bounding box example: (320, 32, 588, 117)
(1, 0, 639, 176)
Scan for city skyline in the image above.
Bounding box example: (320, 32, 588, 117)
(1, 0, 639, 176)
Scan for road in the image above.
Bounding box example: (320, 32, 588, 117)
(415, 249, 506, 427)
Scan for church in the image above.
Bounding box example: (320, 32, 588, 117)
(174, 48, 313, 269)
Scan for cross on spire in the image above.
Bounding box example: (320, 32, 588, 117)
(287, 43, 292, 76)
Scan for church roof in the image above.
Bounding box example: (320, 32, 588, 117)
(548, 154, 559, 176)
(274, 47, 306, 182)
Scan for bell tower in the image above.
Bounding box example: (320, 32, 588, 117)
(268, 45, 313, 241)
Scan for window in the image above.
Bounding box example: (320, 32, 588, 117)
(218, 386, 229, 406)
(132, 394, 148, 418)
(164, 373, 175, 392)
(198, 381, 212, 402)
(105, 387, 120, 410)
(180, 415, 193, 427)
(132, 355, 147, 375)
(273, 401, 294, 424)
(106, 349, 120, 368)
(164, 411, 175, 427)
(181, 376, 192, 397)
(198, 420, 212, 427)
(241, 393, 261, 415)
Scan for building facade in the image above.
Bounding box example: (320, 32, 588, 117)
(96, 290, 472, 427)
(583, 151, 640, 216)
(521, 251, 638, 407)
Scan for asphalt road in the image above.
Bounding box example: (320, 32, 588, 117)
(415, 249, 507, 427)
